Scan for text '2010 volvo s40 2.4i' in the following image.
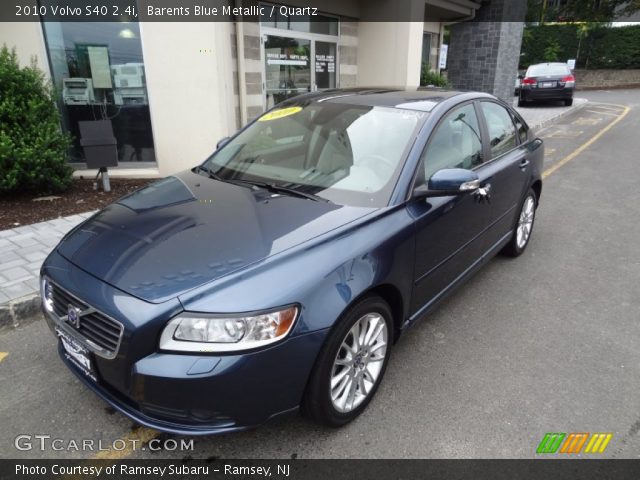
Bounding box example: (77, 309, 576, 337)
(41, 88, 543, 435)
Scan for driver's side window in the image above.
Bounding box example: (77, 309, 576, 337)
(421, 104, 483, 181)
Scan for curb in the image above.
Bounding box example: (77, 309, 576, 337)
(0, 294, 41, 332)
(527, 100, 589, 132)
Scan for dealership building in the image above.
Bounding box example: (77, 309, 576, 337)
(0, 0, 525, 178)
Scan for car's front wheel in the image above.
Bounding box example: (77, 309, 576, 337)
(502, 188, 537, 257)
(302, 295, 393, 427)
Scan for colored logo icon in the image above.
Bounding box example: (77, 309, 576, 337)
(537, 432, 613, 454)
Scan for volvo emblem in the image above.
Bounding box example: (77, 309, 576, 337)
(67, 305, 81, 329)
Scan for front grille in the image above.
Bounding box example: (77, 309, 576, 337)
(50, 282, 123, 358)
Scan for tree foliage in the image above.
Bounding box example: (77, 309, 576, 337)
(0, 45, 72, 194)
(520, 24, 640, 69)
(527, 0, 640, 23)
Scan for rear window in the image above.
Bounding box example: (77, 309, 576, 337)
(527, 64, 571, 76)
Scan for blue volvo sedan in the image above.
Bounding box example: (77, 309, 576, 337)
(41, 88, 543, 435)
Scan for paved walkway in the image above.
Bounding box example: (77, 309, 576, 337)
(514, 97, 588, 131)
(0, 97, 588, 319)
(0, 213, 94, 305)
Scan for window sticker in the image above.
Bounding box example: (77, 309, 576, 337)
(258, 106, 303, 122)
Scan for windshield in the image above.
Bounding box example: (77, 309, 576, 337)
(527, 64, 571, 76)
(201, 102, 427, 207)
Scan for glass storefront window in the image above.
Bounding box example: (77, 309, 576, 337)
(265, 36, 311, 107)
(260, 2, 339, 36)
(40, 17, 155, 164)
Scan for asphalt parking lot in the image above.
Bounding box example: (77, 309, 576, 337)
(0, 89, 639, 460)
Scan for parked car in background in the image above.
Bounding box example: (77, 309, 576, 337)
(514, 70, 524, 96)
(41, 88, 544, 435)
(518, 63, 575, 107)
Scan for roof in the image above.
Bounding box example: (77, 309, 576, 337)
(281, 87, 485, 113)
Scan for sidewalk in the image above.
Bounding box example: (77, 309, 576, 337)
(0, 212, 94, 329)
(514, 97, 588, 131)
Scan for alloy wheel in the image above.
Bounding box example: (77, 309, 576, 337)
(330, 313, 388, 413)
(516, 195, 536, 249)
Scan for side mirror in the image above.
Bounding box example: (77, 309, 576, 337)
(216, 137, 231, 150)
(517, 74, 525, 80)
(413, 168, 480, 199)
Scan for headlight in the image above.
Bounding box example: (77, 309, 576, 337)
(159, 305, 299, 353)
(41, 277, 54, 313)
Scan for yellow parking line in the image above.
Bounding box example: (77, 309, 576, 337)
(543, 105, 630, 179)
(91, 426, 159, 460)
(0, 352, 8, 363)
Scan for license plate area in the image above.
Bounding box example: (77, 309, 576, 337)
(57, 328, 98, 381)
(540, 81, 557, 88)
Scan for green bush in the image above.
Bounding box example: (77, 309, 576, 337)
(0, 45, 72, 194)
(420, 63, 449, 88)
(521, 24, 640, 69)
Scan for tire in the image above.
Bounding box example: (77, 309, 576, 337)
(517, 98, 525, 107)
(302, 295, 394, 427)
(502, 188, 537, 257)
(564, 98, 573, 106)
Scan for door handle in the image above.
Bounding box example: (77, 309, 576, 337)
(519, 158, 530, 169)
(474, 183, 491, 204)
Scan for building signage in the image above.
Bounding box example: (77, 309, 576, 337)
(439, 44, 448, 70)
(315, 54, 335, 74)
(266, 52, 308, 66)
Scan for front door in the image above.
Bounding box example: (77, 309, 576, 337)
(408, 102, 492, 315)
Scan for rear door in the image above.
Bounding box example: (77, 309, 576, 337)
(475, 100, 531, 248)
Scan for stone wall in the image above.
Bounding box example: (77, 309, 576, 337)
(574, 69, 640, 90)
(447, 0, 526, 102)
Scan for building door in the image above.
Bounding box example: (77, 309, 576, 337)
(314, 41, 337, 91)
(264, 35, 311, 108)
(263, 32, 339, 109)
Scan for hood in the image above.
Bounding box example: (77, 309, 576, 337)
(57, 170, 375, 303)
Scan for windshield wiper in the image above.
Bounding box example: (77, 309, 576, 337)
(234, 180, 329, 203)
(196, 166, 255, 189)
(196, 165, 224, 181)
(196, 167, 328, 202)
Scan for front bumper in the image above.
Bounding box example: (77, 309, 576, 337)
(54, 332, 324, 435)
(42, 250, 328, 435)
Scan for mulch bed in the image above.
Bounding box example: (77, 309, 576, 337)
(0, 178, 153, 230)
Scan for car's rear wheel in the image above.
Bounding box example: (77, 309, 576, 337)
(502, 188, 537, 257)
(302, 295, 393, 427)
(564, 98, 573, 106)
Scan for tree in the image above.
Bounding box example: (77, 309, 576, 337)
(0, 45, 72, 194)
(528, 0, 640, 23)
(543, 39, 561, 61)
